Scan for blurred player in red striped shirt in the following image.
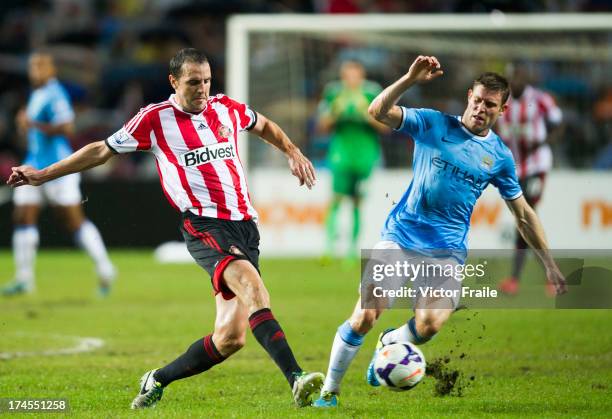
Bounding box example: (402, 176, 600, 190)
(7, 48, 324, 409)
(496, 63, 563, 296)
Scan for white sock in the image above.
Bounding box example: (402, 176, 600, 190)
(381, 317, 432, 345)
(321, 321, 364, 394)
(13, 225, 39, 286)
(74, 220, 115, 282)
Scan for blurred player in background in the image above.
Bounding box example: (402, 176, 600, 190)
(2, 51, 115, 296)
(313, 55, 567, 407)
(496, 63, 563, 296)
(317, 61, 388, 260)
(7, 48, 323, 409)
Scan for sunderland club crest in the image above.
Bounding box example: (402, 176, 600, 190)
(217, 124, 233, 139)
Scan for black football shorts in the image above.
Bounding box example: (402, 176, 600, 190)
(181, 211, 260, 300)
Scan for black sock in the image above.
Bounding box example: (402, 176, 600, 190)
(249, 308, 302, 388)
(153, 335, 225, 387)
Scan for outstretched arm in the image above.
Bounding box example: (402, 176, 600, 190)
(505, 195, 567, 294)
(7, 141, 114, 187)
(368, 55, 443, 129)
(250, 112, 316, 189)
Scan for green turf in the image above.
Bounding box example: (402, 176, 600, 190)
(0, 250, 611, 418)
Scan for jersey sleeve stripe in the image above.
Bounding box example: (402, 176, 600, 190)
(124, 104, 152, 133)
(216, 95, 254, 131)
(125, 103, 171, 150)
(125, 103, 161, 132)
(131, 119, 152, 151)
(245, 109, 257, 130)
(125, 102, 169, 134)
(504, 190, 523, 201)
(397, 106, 407, 131)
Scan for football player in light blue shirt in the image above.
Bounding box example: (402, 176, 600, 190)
(314, 55, 567, 406)
(380, 101, 522, 260)
(2, 51, 115, 296)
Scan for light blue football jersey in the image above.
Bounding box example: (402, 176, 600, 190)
(381, 107, 522, 261)
(24, 78, 74, 169)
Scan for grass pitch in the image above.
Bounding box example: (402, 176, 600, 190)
(1, 250, 611, 418)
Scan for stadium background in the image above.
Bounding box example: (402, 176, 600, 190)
(0, 1, 611, 255)
(1, 2, 612, 417)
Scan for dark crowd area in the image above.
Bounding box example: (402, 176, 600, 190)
(1, 0, 611, 181)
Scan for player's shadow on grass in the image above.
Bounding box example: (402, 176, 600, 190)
(38, 298, 92, 309)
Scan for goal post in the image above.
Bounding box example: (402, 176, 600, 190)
(227, 13, 612, 171)
(224, 13, 611, 256)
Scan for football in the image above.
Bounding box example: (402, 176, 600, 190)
(374, 342, 426, 391)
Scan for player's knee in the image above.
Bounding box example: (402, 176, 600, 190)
(223, 335, 246, 355)
(351, 309, 381, 334)
(214, 331, 246, 356)
(13, 213, 24, 225)
(418, 315, 445, 337)
(65, 220, 83, 233)
(13, 209, 36, 225)
(420, 322, 440, 337)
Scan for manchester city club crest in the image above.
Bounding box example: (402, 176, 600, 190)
(481, 155, 494, 170)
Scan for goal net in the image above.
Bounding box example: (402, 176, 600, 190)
(227, 14, 612, 170)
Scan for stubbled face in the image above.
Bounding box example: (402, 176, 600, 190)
(340, 61, 365, 89)
(461, 84, 507, 136)
(169, 61, 211, 113)
(28, 53, 55, 87)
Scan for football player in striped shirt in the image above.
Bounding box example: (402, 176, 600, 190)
(7, 48, 324, 409)
(496, 63, 563, 296)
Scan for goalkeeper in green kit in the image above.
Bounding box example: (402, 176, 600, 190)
(318, 60, 389, 260)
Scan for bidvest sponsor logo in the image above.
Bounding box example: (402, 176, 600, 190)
(179, 142, 236, 167)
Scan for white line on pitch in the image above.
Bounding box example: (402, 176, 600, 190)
(0, 336, 105, 360)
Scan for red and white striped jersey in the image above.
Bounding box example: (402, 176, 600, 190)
(496, 85, 562, 178)
(106, 94, 258, 221)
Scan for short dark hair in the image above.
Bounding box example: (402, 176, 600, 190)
(472, 72, 510, 104)
(169, 48, 208, 79)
